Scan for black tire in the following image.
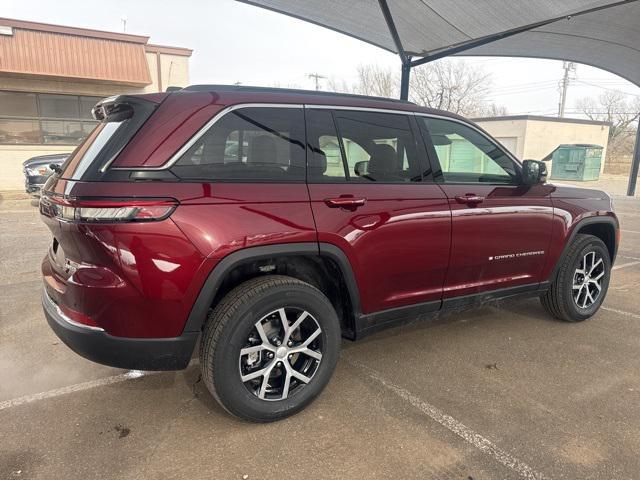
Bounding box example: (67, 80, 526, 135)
(199, 275, 341, 422)
(541, 234, 611, 322)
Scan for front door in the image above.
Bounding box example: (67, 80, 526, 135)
(305, 107, 451, 316)
(418, 115, 554, 301)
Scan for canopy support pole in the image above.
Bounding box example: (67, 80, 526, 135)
(400, 61, 411, 101)
(627, 125, 640, 196)
(377, 0, 413, 100)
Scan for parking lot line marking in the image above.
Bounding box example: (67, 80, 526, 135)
(612, 260, 640, 271)
(621, 229, 640, 235)
(619, 255, 640, 261)
(602, 306, 640, 320)
(0, 370, 149, 412)
(347, 358, 550, 480)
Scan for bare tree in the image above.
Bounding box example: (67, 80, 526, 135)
(353, 64, 398, 98)
(478, 102, 509, 117)
(409, 59, 495, 116)
(325, 60, 506, 117)
(326, 77, 355, 94)
(575, 91, 640, 156)
(327, 65, 398, 97)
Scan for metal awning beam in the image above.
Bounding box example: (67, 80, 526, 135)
(377, 0, 413, 100)
(377, 0, 639, 196)
(408, 0, 636, 68)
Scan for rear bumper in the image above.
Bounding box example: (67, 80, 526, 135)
(42, 289, 198, 371)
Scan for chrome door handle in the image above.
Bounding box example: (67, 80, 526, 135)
(454, 195, 485, 206)
(324, 197, 367, 209)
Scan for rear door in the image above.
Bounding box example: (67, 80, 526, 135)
(418, 115, 554, 302)
(305, 107, 451, 316)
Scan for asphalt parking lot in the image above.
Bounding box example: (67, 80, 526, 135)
(1, 193, 639, 480)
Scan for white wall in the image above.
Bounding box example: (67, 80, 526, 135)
(475, 119, 527, 159)
(0, 145, 75, 191)
(475, 117, 610, 175)
(522, 120, 609, 174)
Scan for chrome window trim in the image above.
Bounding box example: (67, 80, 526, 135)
(43, 288, 105, 332)
(306, 104, 415, 116)
(108, 102, 519, 171)
(110, 103, 303, 171)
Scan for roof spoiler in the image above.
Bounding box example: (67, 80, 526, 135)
(92, 94, 166, 122)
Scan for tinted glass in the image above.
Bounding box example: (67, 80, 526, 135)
(0, 119, 41, 144)
(0, 92, 38, 117)
(41, 120, 84, 145)
(61, 121, 123, 180)
(0, 91, 101, 145)
(79, 96, 102, 119)
(332, 110, 422, 183)
(39, 94, 80, 119)
(306, 109, 348, 182)
(420, 117, 518, 184)
(173, 107, 306, 182)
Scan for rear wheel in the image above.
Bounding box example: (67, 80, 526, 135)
(199, 275, 341, 422)
(541, 234, 611, 322)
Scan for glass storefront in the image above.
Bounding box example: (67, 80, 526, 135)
(0, 91, 101, 145)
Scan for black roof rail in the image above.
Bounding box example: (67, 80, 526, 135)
(181, 84, 415, 104)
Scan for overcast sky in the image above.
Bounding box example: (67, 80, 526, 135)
(4, 0, 640, 116)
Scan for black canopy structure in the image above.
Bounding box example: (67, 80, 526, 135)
(237, 0, 640, 196)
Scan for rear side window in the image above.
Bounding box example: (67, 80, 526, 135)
(172, 107, 306, 182)
(307, 109, 423, 183)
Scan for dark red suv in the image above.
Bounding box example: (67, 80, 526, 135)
(40, 85, 619, 421)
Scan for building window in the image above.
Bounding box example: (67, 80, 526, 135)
(0, 91, 101, 145)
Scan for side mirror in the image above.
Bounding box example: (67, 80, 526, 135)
(354, 161, 369, 177)
(522, 159, 547, 185)
(49, 163, 62, 174)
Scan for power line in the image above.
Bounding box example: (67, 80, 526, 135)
(574, 79, 640, 97)
(307, 72, 327, 91)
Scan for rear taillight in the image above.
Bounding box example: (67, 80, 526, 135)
(41, 196, 177, 223)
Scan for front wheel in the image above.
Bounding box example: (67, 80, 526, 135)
(199, 275, 341, 422)
(541, 234, 611, 322)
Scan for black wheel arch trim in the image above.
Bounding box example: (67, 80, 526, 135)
(549, 215, 619, 281)
(182, 242, 362, 333)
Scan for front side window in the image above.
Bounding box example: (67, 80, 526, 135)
(172, 107, 305, 182)
(307, 109, 423, 183)
(420, 117, 519, 184)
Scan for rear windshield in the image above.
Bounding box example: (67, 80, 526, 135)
(57, 96, 158, 181)
(60, 121, 124, 180)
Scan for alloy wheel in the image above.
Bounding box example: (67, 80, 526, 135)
(572, 251, 605, 309)
(238, 307, 323, 401)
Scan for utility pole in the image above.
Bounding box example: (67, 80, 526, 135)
(558, 61, 576, 118)
(307, 73, 326, 91)
(121, 15, 128, 33)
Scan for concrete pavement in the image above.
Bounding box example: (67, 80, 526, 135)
(1, 193, 639, 480)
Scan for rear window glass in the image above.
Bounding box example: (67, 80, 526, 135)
(171, 107, 306, 182)
(60, 121, 123, 180)
(307, 109, 423, 183)
(56, 96, 157, 181)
